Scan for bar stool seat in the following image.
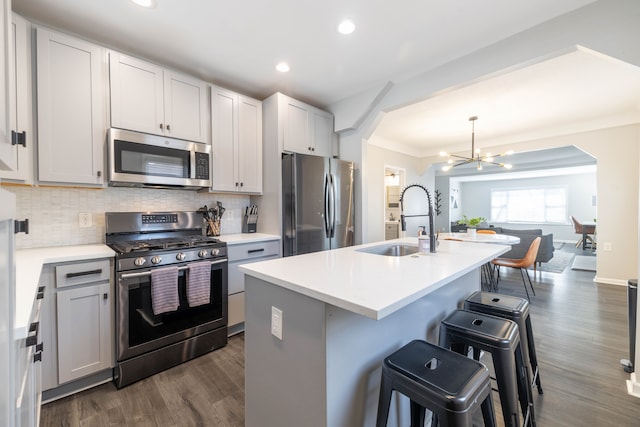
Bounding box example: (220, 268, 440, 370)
(464, 291, 543, 394)
(376, 339, 497, 427)
(439, 310, 535, 427)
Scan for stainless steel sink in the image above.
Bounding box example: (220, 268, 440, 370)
(357, 243, 420, 256)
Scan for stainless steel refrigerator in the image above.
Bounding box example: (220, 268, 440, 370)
(282, 152, 355, 257)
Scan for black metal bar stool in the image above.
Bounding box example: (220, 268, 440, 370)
(439, 310, 534, 427)
(376, 339, 497, 427)
(464, 291, 543, 395)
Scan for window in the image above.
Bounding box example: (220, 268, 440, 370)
(491, 186, 567, 223)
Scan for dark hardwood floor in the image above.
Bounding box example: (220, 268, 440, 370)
(40, 245, 640, 426)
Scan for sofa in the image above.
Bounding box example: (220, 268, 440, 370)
(477, 226, 555, 267)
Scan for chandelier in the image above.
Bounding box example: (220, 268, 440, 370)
(440, 116, 513, 171)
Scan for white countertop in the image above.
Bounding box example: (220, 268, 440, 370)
(219, 233, 280, 245)
(239, 237, 509, 320)
(15, 244, 115, 339)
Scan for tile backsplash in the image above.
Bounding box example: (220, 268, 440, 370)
(5, 185, 250, 249)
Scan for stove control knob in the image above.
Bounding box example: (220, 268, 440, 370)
(151, 256, 162, 265)
(198, 249, 208, 258)
(176, 252, 186, 261)
(211, 248, 220, 256)
(134, 257, 146, 266)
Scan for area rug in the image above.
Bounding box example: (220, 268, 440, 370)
(571, 255, 597, 271)
(537, 251, 575, 274)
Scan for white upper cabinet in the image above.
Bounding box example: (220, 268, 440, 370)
(36, 27, 106, 186)
(211, 86, 262, 193)
(0, 0, 14, 172)
(0, 13, 32, 182)
(280, 94, 333, 158)
(110, 52, 209, 143)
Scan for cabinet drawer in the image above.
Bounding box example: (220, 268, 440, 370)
(55, 259, 111, 289)
(228, 240, 279, 261)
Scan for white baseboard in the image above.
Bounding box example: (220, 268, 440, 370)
(594, 276, 628, 286)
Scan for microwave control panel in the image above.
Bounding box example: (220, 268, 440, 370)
(195, 152, 210, 179)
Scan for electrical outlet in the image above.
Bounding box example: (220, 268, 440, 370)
(78, 212, 92, 228)
(603, 242, 612, 251)
(271, 306, 283, 340)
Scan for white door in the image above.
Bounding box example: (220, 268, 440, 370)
(312, 110, 333, 158)
(211, 87, 238, 192)
(56, 282, 111, 384)
(1, 14, 32, 182)
(0, 0, 14, 172)
(109, 52, 164, 136)
(164, 71, 208, 142)
(37, 28, 105, 185)
(238, 95, 262, 193)
(283, 98, 311, 154)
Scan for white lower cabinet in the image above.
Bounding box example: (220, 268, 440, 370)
(41, 258, 114, 399)
(227, 239, 279, 331)
(14, 284, 44, 427)
(56, 281, 111, 384)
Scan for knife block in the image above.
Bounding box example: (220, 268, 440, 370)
(242, 214, 257, 233)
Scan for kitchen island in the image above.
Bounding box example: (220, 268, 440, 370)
(239, 237, 509, 427)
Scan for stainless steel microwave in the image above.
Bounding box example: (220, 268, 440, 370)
(108, 128, 211, 189)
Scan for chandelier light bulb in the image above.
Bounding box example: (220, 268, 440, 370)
(504, 164, 513, 169)
(442, 165, 451, 172)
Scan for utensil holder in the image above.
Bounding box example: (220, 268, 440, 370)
(206, 219, 221, 236)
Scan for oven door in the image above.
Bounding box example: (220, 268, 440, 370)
(116, 259, 227, 362)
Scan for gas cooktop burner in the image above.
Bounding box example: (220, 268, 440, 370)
(111, 236, 221, 254)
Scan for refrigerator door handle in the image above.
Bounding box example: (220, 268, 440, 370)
(324, 173, 331, 238)
(329, 173, 336, 238)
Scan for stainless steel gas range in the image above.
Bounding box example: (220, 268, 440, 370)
(105, 211, 228, 388)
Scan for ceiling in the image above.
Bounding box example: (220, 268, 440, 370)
(371, 48, 640, 158)
(14, 0, 597, 108)
(14, 0, 639, 168)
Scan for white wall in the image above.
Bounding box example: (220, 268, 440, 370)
(365, 145, 433, 243)
(5, 186, 249, 249)
(456, 171, 596, 241)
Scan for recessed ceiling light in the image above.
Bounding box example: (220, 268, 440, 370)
(131, 0, 157, 8)
(276, 62, 290, 73)
(338, 19, 355, 35)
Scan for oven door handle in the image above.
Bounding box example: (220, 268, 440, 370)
(119, 258, 227, 279)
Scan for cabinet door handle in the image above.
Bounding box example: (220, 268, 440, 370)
(103, 293, 108, 300)
(97, 170, 102, 177)
(33, 352, 42, 363)
(37, 286, 45, 300)
(11, 130, 27, 147)
(159, 123, 164, 130)
(26, 321, 39, 347)
(247, 248, 265, 254)
(14, 219, 29, 234)
(36, 343, 44, 352)
(66, 268, 102, 278)
(166, 124, 171, 131)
